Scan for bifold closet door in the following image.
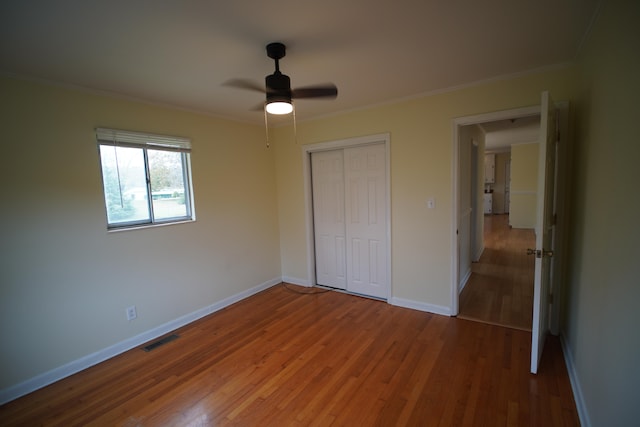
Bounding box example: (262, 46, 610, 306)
(311, 144, 388, 299)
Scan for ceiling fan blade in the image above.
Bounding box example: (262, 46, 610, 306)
(291, 84, 338, 99)
(223, 78, 265, 93)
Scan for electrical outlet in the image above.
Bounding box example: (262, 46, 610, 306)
(126, 305, 137, 321)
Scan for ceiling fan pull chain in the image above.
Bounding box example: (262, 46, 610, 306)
(292, 102, 297, 146)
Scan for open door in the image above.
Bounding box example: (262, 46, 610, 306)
(530, 91, 557, 374)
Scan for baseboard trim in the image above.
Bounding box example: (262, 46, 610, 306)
(0, 277, 282, 405)
(281, 276, 310, 287)
(390, 297, 452, 316)
(473, 245, 484, 263)
(560, 334, 591, 427)
(458, 268, 472, 293)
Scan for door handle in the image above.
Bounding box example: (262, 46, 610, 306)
(527, 249, 554, 258)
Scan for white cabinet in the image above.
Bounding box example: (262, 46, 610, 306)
(483, 193, 493, 214)
(484, 154, 495, 183)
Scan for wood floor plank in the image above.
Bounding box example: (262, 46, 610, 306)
(459, 214, 535, 330)
(0, 284, 579, 426)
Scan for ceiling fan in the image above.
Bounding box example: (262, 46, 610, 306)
(226, 42, 338, 115)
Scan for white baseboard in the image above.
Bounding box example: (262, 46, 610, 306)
(281, 276, 310, 287)
(458, 268, 472, 293)
(560, 334, 591, 427)
(0, 277, 282, 405)
(390, 297, 452, 316)
(473, 245, 484, 263)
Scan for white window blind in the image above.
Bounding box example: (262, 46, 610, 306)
(95, 128, 191, 152)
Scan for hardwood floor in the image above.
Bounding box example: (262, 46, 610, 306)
(0, 284, 578, 426)
(459, 214, 535, 331)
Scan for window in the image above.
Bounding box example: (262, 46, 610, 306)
(95, 128, 195, 230)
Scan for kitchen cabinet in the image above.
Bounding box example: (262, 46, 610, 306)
(484, 153, 495, 183)
(483, 192, 493, 214)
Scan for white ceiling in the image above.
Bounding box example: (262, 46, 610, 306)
(0, 0, 599, 124)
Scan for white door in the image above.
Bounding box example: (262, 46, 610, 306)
(311, 144, 388, 299)
(344, 144, 388, 299)
(311, 150, 347, 289)
(530, 91, 558, 374)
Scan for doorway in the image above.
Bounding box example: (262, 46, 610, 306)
(451, 97, 572, 340)
(451, 105, 542, 328)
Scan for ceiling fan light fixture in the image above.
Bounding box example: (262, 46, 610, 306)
(266, 101, 293, 115)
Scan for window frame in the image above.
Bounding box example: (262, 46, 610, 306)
(95, 128, 195, 231)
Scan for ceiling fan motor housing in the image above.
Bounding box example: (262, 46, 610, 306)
(226, 41, 335, 110)
(266, 73, 292, 103)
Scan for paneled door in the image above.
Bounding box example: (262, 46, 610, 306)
(311, 149, 347, 289)
(530, 91, 558, 374)
(311, 144, 388, 299)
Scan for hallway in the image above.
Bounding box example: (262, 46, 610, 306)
(458, 214, 535, 330)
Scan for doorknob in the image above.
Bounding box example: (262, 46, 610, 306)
(527, 249, 554, 258)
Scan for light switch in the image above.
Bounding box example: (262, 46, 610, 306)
(427, 198, 435, 209)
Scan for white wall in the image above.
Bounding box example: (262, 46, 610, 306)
(0, 77, 282, 394)
(562, 1, 640, 425)
(457, 126, 472, 289)
(472, 126, 486, 261)
(509, 142, 538, 228)
(460, 125, 486, 264)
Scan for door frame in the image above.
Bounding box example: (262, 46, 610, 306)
(451, 102, 569, 332)
(451, 106, 541, 316)
(302, 133, 392, 299)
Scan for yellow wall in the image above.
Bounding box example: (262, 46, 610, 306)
(6, 7, 639, 423)
(274, 67, 576, 309)
(0, 77, 281, 390)
(509, 142, 539, 228)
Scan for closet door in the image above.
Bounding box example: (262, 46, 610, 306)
(311, 150, 347, 289)
(344, 144, 388, 299)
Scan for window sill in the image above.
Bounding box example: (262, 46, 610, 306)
(107, 219, 195, 233)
